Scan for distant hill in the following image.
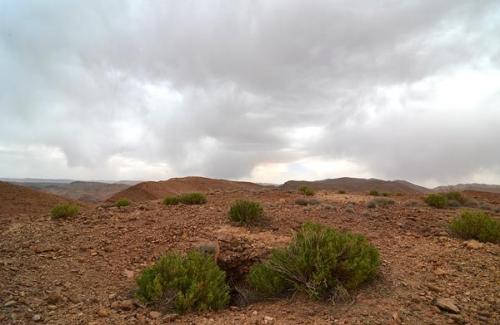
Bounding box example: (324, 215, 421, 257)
(281, 177, 430, 194)
(37, 181, 130, 203)
(434, 183, 500, 194)
(108, 176, 264, 202)
(0, 181, 80, 216)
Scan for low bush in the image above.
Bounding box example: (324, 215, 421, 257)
(445, 192, 466, 205)
(247, 223, 380, 300)
(338, 190, 346, 194)
(136, 250, 230, 313)
(51, 203, 79, 219)
(229, 200, 264, 225)
(164, 196, 180, 205)
(449, 211, 500, 243)
(178, 192, 207, 205)
(367, 198, 395, 209)
(369, 190, 380, 196)
(295, 198, 320, 206)
(163, 193, 207, 206)
(115, 198, 130, 208)
(382, 192, 390, 197)
(424, 194, 448, 208)
(299, 186, 315, 196)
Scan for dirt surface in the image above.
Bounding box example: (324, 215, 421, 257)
(1, 187, 499, 324)
(108, 177, 265, 202)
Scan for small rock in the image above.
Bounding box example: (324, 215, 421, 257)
(32, 314, 42, 322)
(108, 293, 117, 300)
(464, 240, 483, 249)
(164, 313, 179, 321)
(4, 300, 16, 307)
(97, 308, 110, 317)
(46, 291, 62, 304)
(123, 270, 135, 279)
(434, 297, 460, 314)
(263, 315, 275, 324)
(111, 300, 134, 310)
(149, 311, 161, 319)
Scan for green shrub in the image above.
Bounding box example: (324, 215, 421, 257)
(424, 194, 448, 208)
(299, 186, 315, 196)
(136, 250, 230, 313)
(178, 192, 207, 205)
(164, 196, 180, 205)
(449, 211, 500, 243)
(382, 192, 390, 197)
(338, 190, 346, 194)
(367, 198, 395, 209)
(51, 203, 79, 219)
(445, 192, 466, 205)
(229, 200, 264, 225)
(247, 223, 380, 300)
(163, 193, 207, 205)
(369, 190, 380, 196)
(295, 198, 320, 206)
(115, 198, 130, 207)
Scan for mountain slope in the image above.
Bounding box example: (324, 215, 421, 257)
(282, 177, 430, 193)
(434, 183, 500, 194)
(108, 176, 263, 202)
(0, 181, 79, 216)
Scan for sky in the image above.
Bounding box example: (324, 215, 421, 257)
(1, 0, 500, 187)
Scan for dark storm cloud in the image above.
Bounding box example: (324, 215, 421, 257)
(1, 0, 499, 184)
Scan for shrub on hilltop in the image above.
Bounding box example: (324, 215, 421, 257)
(178, 192, 207, 204)
(299, 186, 315, 196)
(164, 196, 180, 205)
(163, 193, 207, 206)
(424, 194, 448, 208)
(449, 211, 500, 243)
(115, 198, 130, 208)
(247, 222, 380, 300)
(445, 191, 466, 205)
(229, 200, 264, 225)
(136, 250, 230, 313)
(51, 203, 79, 219)
(367, 198, 395, 209)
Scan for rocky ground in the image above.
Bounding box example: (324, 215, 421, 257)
(1, 189, 499, 324)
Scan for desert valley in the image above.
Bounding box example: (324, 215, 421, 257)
(0, 177, 498, 324)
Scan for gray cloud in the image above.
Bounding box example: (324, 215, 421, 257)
(1, 0, 499, 185)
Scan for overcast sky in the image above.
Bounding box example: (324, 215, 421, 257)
(1, 0, 499, 187)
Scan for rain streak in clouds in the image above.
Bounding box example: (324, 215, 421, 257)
(1, 0, 500, 186)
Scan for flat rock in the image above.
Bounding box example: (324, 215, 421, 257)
(434, 297, 460, 314)
(464, 240, 483, 249)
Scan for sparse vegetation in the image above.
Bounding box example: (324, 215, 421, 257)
(295, 198, 320, 206)
(136, 250, 230, 313)
(424, 194, 448, 208)
(445, 192, 466, 205)
(369, 190, 380, 196)
(51, 203, 79, 219)
(338, 190, 346, 194)
(163, 193, 207, 205)
(178, 192, 207, 204)
(247, 222, 380, 300)
(115, 198, 130, 207)
(229, 200, 264, 225)
(382, 192, 390, 197)
(449, 211, 500, 243)
(367, 198, 395, 209)
(163, 196, 180, 205)
(299, 186, 315, 196)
